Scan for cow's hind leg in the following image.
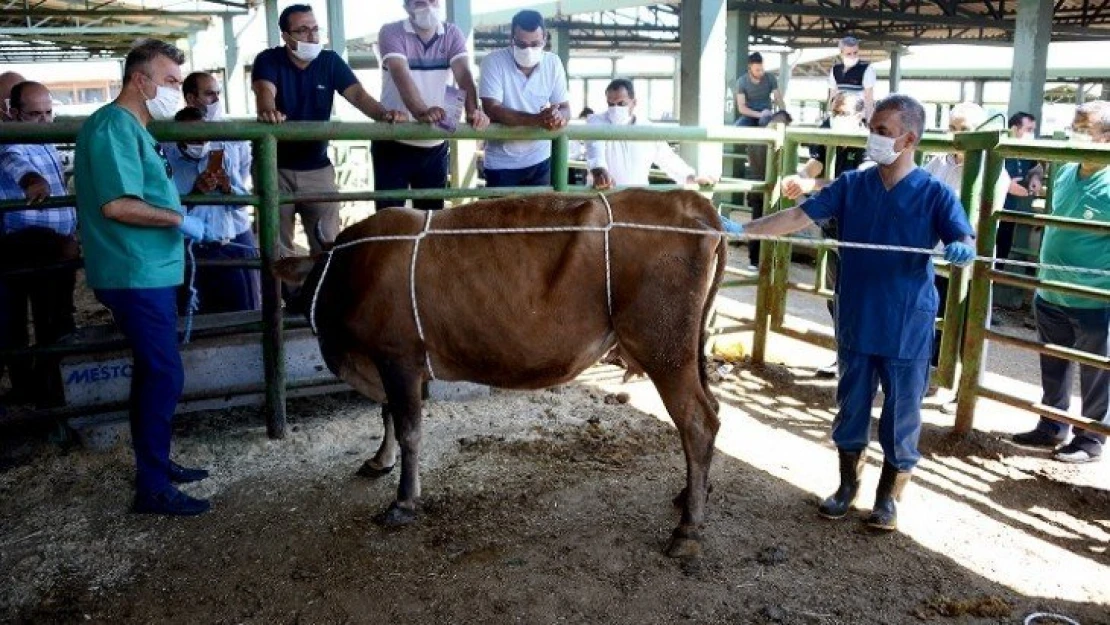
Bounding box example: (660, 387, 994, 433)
(373, 362, 426, 528)
(357, 404, 398, 478)
(629, 358, 719, 558)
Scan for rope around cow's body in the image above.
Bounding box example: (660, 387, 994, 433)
(304, 200, 1110, 378)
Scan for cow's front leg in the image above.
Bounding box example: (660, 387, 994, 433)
(357, 404, 398, 477)
(374, 364, 424, 527)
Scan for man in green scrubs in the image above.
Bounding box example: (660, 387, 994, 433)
(75, 39, 212, 515)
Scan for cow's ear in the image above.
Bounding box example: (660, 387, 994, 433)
(273, 256, 319, 286)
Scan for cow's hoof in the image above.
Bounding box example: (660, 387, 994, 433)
(356, 459, 395, 479)
(374, 502, 417, 527)
(665, 534, 702, 559)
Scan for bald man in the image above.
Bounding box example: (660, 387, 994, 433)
(0, 81, 78, 406)
(0, 71, 27, 121)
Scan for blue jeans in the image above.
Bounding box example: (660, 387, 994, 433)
(484, 158, 552, 188)
(182, 230, 260, 315)
(1031, 296, 1110, 449)
(834, 348, 930, 470)
(96, 287, 184, 494)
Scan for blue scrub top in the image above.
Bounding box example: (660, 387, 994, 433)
(251, 47, 359, 171)
(801, 167, 974, 360)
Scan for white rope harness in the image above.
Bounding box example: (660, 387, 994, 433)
(306, 205, 1110, 379)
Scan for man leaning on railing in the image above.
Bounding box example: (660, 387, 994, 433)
(0, 80, 79, 409)
(1011, 101, 1110, 464)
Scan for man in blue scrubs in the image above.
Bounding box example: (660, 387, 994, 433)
(738, 95, 977, 530)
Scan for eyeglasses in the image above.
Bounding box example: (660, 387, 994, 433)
(512, 38, 545, 50)
(287, 26, 321, 38)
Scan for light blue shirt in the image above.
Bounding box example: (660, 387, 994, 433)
(163, 141, 252, 242)
(478, 48, 569, 170)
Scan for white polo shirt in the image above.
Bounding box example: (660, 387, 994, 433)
(584, 113, 695, 186)
(478, 47, 569, 170)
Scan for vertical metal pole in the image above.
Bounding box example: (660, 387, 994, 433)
(257, 135, 286, 439)
(551, 135, 569, 191)
(222, 15, 240, 116)
(325, 0, 347, 60)
(679, 0, 727, 177)
(955, 142, 1005, 435)
(752, 129, 786, 364)
(1008, 0, 1052, 133)
(888, 46, 902, 93)
(935, 143, 984, 390)
(264, 0, 280, 48)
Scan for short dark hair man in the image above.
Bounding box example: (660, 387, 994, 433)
(252, 3, 405, 257)
(734, 52, 783, 127)
(74, 39, 212, 516)
(478, 10, 571, 187)
(997, 111, 1043, 263)
(739, 95, 976, 531)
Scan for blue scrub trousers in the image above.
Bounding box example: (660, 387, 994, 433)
(834, 348, 930, 470)
(96, 287, 184, 495)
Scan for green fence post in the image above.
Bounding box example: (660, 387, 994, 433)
(935, 142, 986, 390)
(257, 134, 287, 439)
(551, 135, 569, 192)
(752, 130, 785, 364)
(955, 145, 1005, 435)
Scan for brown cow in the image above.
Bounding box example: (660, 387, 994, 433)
(276, 189, 727, 557)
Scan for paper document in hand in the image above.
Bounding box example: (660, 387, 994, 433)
(437, 85, 465, 132)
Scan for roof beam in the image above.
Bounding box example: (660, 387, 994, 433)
(0, 8, 242, 18)
(0, 26, 196, 35)
(729, 0, 1110, 36)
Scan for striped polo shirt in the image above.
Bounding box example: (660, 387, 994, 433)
(378, 18, 468, 147)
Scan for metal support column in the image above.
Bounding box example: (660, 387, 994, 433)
(550, 25, 571, 72)
(1007, 0, 1052, 132)
(222, 15, 242, 116)
(725, 10, 751, 123)
(679, 0, 727, 177)
(448, 0, 477, 194)
(779, 51, 791, 104)
(326, 0, 347, 59)
(1077, 81, 1086, 105)
(888, 46, 902, 93)
(264, 0, 280, 48)
(973, 80, 985, 105)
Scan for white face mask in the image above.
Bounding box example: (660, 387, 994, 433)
(607, 105, 632, 125)
(512, 45, 544, 69)
(291, 40, 323, 63)
(842, 56, 859, 69)
(865, 133, 905, 166)
(143, 77, 182, 121)
(1071, 131, 1094, 144)
(829, 116, 860, 133)
(412, 6, 440, 31)
(203, 101, 224, 121)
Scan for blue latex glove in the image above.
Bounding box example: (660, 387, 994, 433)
(721, 217, 744, 236)
(179, 215, 207, 241)
(943, 241, 975, 267)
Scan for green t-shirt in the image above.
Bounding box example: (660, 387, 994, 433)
(1037, 163, 1110, 309)
(74, 103, 184, 290)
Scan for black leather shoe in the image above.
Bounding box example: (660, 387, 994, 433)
(133, 486, 210, 516)
(815, 360, 838, 379)
(865, 462, 912, 531)
(169, 461, 210, 484)
(818, 450, 866, 520)
(1012, 429, 1063, 448)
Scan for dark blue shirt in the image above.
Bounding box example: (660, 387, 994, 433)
(801, 167, 974, 360)
(1003, 157, 1038, 211)
(251, 47, 359, 170)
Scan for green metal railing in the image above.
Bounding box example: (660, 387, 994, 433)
(3, 119, 1107, 442)
(0, 120, 778, 438)
(955, 137, 1110, 438)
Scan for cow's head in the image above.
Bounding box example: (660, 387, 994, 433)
(273, 255, 322, 288)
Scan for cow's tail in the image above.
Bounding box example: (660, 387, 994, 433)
(697, 231, 729, 413)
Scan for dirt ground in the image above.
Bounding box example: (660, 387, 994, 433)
(1, 245, 1107, 625)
